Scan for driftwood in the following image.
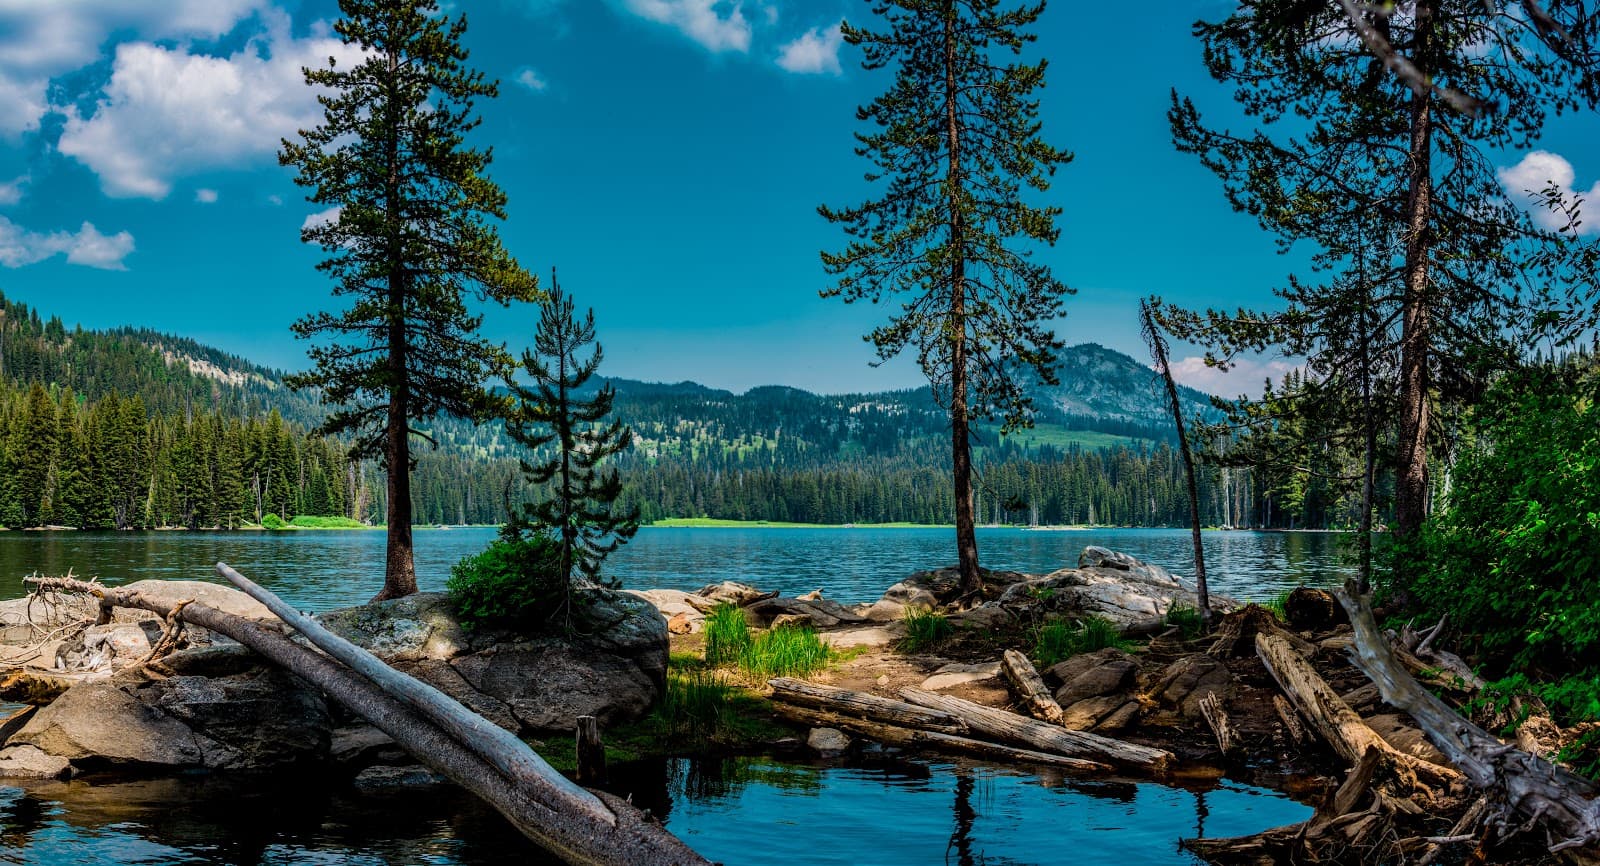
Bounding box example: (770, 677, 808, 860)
(767, 677, 970, 733)
(772, 704, 1110, 773)
(1255, 629, 1459, 790)
(1338, 585, 1600, 857)
(899, 687, 1172, 773)
(999, 650, 1065, 725)
(1197, 692, 1234, 756)
(1207, 604, 1314, 659)
(575, 715, 606, 787)
(28, 573, 710, 866)
(1272, 694, 1307, 747)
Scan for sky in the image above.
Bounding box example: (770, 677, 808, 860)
(0, 0, 1596, 396)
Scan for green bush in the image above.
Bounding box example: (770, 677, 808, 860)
(446, 533, 567, 631)
(287, 515, 366, 529)
(1398, 367, 1600, 693)
(899, 607, 954, 652)
(704, 603, 751, 666)
(261, 513, 287, 530)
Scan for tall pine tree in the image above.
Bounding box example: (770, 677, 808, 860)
(280, 0, 538, 599)
(821, 0, 1073, 596)
(504, 274, 639, 587)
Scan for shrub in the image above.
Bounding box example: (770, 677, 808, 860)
(287, 515, 366, 529)
(899, 607, 954, 652)
(739, 624, 831, 679)
(704, 603, 751, 666)
(446, 533, 567, 631)
(261, 513, 287, 530)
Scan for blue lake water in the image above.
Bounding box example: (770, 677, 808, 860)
(0, 527, 1331, 865)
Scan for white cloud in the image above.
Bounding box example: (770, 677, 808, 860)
(56, 12, 362, 199)
(623, 0, 752, 53)
(0, 216, 134, 270)
(302, 206, 341, 233)
(266, 194, 283, 206)
(776, 22, 843, 75)
(0, 0, 268, 139)
(1164, 355, 1301, 397)
(195, 188, 219, 204)
(1497, 150, 1600, 237)
(513, 67, 549, 92)
(0, 174, 26, 205)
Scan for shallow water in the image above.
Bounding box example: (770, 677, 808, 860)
(0, 756, 1313, 866)
(0, 526, 1352, 612)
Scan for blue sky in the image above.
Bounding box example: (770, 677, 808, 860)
(0, 0, 1595, 395)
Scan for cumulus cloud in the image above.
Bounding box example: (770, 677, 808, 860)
(56, 12, 362, 199)
(0, 216, 134, 270)
(195, 188, 219, 204)
(1164, 355, 1301, 398)
(776, 23, 843, 75)
(623, 0, 752, 53)
(0, 174, 26, 205)
(1497, 150, 1600, 237)
(0, 0, 268, 139)
(302, 206, 341, 233)
(513, 67, 549, 91)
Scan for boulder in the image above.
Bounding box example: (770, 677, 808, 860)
(0, 744, 70, 779)
(1045, 647, 1138, 686)
(113, 580, 277, 623)
(863, 567, 1030, 622)
(330, 724, 406, 768)
(920, 661, 1001, 691)
(1151, 655, 1235, 720)
(995, 548, 1234, 631)
(1053, 657, 1139, 707)
(687, 582, 777, 612)
(11, 681, 208, 767)
(819, 626, 898, 649)
(807, 727, 851, 757)
(626, 588, 705, 633)
(1060, 695, 1139, 732)
(745, 596, 867, 629)
(317, 592, 470, 662)
(353, 764, 447, 789)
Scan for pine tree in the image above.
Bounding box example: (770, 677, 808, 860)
(820, 0, 1074, 596)
(505, 274, 639, 587)
(280, 0, 538, 600)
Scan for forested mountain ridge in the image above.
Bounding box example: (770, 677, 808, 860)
(1, 287, 1264, 529)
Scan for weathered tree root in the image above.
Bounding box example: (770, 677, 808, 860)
(24, 571, 712, 866)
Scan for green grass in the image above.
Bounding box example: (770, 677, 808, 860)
(1032, 615, 1131, 668)
(898, 608, 954, 652)
(738, 624, 832, 679)
(1262, 590, 1294, 622)
(1163, 602, 1205, 640)
(990, 423, 1151, 452)
(650, 517, 945, 529)
(260, 514, 375, 530)
(704, 604, 751, 666)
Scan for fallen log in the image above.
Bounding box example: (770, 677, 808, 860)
(899, 687, 1172, 773)
(999, 650, 1065, 725)
(767, 677, 968, 733)
(1255, 629, 1458, 790)
(1337, 584, 1600, 857)
(27, 574, 710, 866)
(1197, 692, 1234, 756)
(772, 704, 1110, 773)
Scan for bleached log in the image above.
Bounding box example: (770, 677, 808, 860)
(772, 704, 1109, 773)
(28, 574, 709, 866)
(1000, 650, 1064, 725)
(1337, 585, 1600, 856)
(1254, 629, 1458, 789)
(767, 677, 969, 733)
(899, 687, 1172, 773)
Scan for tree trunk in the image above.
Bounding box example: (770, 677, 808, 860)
(942, 1, 981, 597)
(899, 687, 1172, 772)
(1395, 2, 1434, 542)
(999, 649, 1065, 725)
(377, 45, 417, 602)
(1144, 301, 1210, 628)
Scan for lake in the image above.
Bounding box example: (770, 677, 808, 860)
(0, 527, 1336, 865)
(0, 526, 1352, 611)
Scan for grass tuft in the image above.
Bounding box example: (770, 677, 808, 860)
(899, 607, 954, 652)
(738, 624, 832, 679)
(1262, 590, 1294, 622)
(704, 603, 751, 666)
(1163, 602, 1205, 640)
(1032, 614, 1131, 668)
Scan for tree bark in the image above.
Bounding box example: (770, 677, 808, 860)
(23, 575, 707, 866)
(999, 650, 1065, 725)
(772, 704, 1110, 773)
(899, 687, 1172, 772)
(378, 45, 417, 602)
(1395, 1, 1435, 541)
(575, 715, 606, 787)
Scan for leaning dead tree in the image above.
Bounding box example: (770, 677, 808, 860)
(25, 567, 710, 866)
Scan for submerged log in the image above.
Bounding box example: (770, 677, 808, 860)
(1254, 629, 1458, 790)
(1000, 650, 1065, 725)
(27, 573, 710, 866)
(767, 677, 969, 733)
(899, 687, 1172, 773)
(1337, 585, 1600, 857)
(772, 704, 1111, 772)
